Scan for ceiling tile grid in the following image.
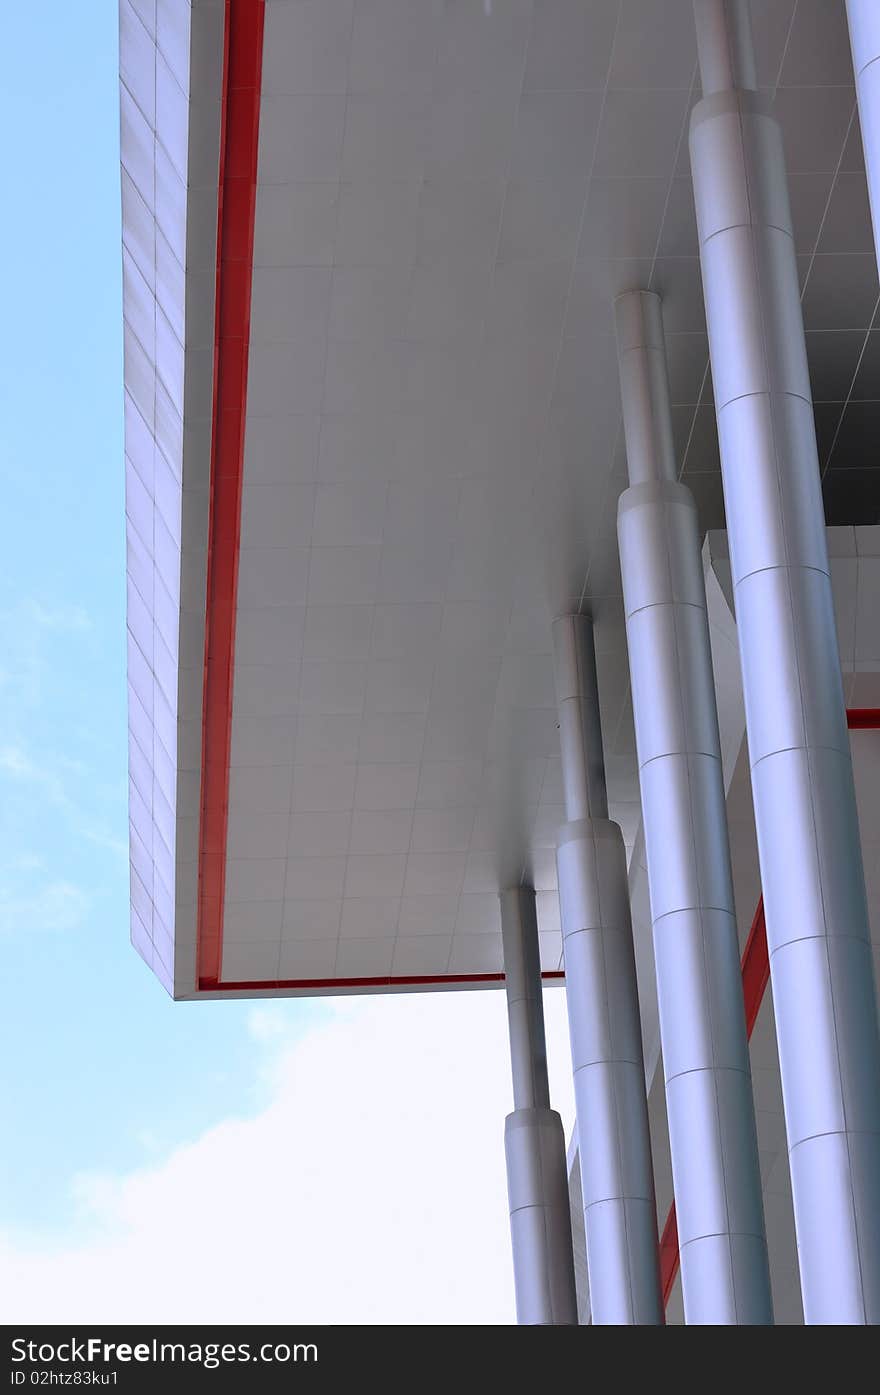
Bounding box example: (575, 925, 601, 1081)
(217, 0, 880, 985)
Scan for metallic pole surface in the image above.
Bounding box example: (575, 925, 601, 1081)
(616, 288, 772, 1324)
(691, 0, 880, 1323)
(501, 886, 578, 1325)
(553, 614, 663, 1325)
(846, 3, 880, 276)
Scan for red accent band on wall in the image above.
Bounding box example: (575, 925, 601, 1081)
(211, 970, 567, 994)
(197, 0, 266, 987)
(740, 897, 770, 1038)
(846, 708, 880, 730)
(658, 707, 880, 1310)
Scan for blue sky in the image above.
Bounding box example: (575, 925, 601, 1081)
(0, 0, 327, 1242)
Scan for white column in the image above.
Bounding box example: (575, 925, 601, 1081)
(691, 0, 880, 1324)
(847, 3, 880, 275)
(500, 886, 578, 1325)
(616, 289, 772, 1325)
(553, 614, 663, 1325)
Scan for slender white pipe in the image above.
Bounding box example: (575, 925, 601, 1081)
(501, 886, 578, 1325)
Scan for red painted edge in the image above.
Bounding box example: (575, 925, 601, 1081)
(658, 1207, 680, 1308)
(197, 0, 265, 986)
(659, 706, 880, 1308)
(201, 970, 567, 993)
(846, 708, 880, 729)
(740, 897, 770, 1039)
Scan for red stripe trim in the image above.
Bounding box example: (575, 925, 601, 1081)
(740, 897, 769, 1038)
(200, 970, 567, 993)
(658, 1208, 680, 1307)
(846, 708, 880, 729)
(659, 707, 880, 1308)
(197, 0, 265, 986)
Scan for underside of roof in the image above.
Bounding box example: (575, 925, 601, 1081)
(120, 0, 880, 1004)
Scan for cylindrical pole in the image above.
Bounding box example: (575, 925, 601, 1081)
(846, 3, 880, 275)
(690, 0, 880, 1324)
(553, 614, 663, 1325)
(615, 288, 773, 1325)
(500, 887, 578, 1325)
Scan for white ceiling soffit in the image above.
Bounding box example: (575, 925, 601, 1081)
(120, 1, 880, 999)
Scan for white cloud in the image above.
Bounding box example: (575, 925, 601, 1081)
(22, 600, 92, 633)
(0, 990, 576, 1324)
(0, 745, 36, 778)
(244, 1004, 292, 1045)
(0, 879, 89, 934)
(79, 821, 128, 860)
(0, 742, 126, 863)
(0, 742, 70, 805)
(9, 853, 45, 873)
(0, 599, 92, 715)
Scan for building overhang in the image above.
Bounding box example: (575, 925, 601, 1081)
(121, 2, 880, 1005)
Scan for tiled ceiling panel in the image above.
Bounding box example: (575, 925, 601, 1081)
(213, 0, 880, 989)
(121, 1, 880, 997)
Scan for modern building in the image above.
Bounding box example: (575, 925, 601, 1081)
(120, 0, 880, 1323)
